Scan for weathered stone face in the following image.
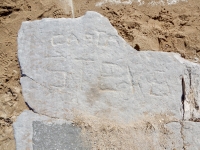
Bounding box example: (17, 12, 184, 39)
(15, 11, 200, 150)
(18, 11, 191, 122)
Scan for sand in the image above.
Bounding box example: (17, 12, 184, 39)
(73, 111, 178, 150)
(0, 0, 200, 149)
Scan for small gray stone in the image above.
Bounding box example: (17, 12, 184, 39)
(32, 121, 85, 150)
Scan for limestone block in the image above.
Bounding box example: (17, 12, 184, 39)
(183, 121, 200, 150)
(16, 11, 200, 150)
(18, 11, 192, 123)
(13, 110, 87, 150)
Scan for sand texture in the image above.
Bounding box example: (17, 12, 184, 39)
(0, 0, 200, 149)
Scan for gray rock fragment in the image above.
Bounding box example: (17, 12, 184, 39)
(32, 121, 85, 150)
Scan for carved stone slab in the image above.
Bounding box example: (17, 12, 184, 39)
(16, 11, 200, 149)
(18, 11, 200, 122)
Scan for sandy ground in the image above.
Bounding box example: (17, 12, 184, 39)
(0, 0, 200, 149)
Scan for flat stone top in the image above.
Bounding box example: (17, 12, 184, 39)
(18, 11, 200, 122)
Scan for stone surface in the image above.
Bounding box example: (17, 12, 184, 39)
(183, 122, 200, 150)
(32, 121, 85, 150)
(164, 122, 183, 149)
(14, 111, 184, 150)
(18, 11, 191, 122)
(13, 111, 87, 150)
(16, 11, 200, 149)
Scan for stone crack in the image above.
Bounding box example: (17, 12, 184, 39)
(181, 77, 186, 120)
(22, 74, 53, 91)
(25, 101, 62, 120)
(180, 122, 186, 150)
